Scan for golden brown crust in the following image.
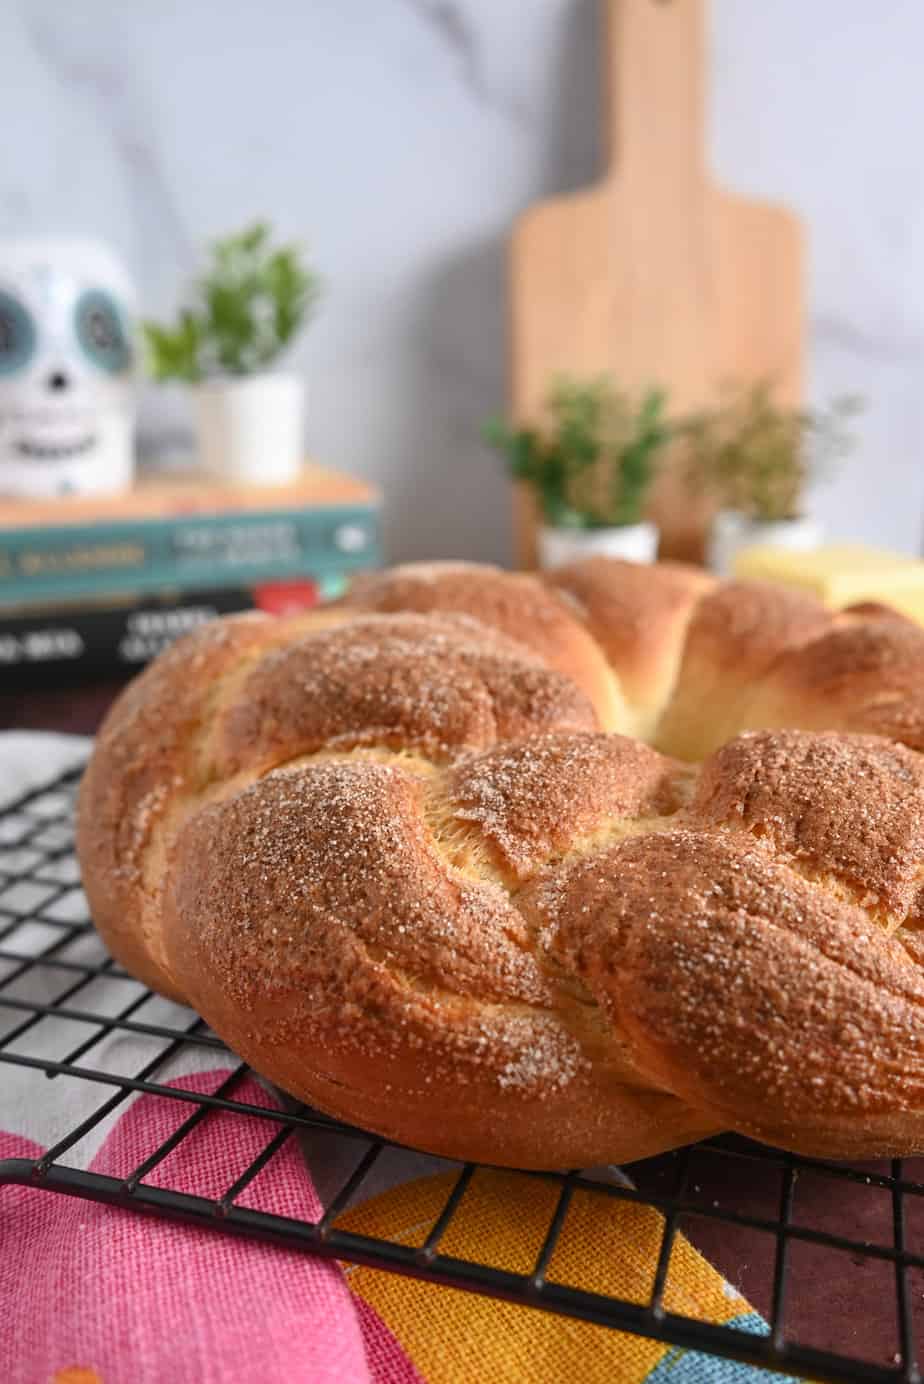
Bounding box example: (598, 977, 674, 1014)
(691, 730, 924, 924)
(653, 579, 833, 760)
(843, 600, 915, 624)
(522, 827, 924, 1155)
(77, 557, 924, 1167)
(168, 759, 549, 1009)
(742, 619, 924, 752)
(76, 612, 282, 996)
(77, 605, 595, 1002)
(544, 557, 714, 736)
(338, 561, 627, 732)
(446, 732, 686, 883)
(164, 755, 718, 1167)
(214, 613, 598, 777)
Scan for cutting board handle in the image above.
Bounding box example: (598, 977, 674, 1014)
(605, 0, 706, 190)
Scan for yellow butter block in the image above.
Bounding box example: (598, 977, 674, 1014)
(734, 543, 924, 622)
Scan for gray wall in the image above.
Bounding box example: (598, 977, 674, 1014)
(2, 1, 922, 561)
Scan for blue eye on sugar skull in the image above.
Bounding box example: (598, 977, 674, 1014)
(74, 289, 132, 374)
(0, 290, 37, 376)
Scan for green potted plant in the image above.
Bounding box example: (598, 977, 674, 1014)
(143, 222, 319, 484)
(485, 375, 671, 568)
(682, 382, 861, 575)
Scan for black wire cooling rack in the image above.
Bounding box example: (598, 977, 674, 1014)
(1, 764, 923, 1384)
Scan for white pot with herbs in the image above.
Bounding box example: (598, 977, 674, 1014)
(143, 223, 319, 486)
(681, 382, 861, 578)
(485, 376, 672, 570)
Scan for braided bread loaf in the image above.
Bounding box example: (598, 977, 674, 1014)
(77, 559, 924, 1168)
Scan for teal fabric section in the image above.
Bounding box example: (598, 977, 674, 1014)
(643, 1312, 802, 1382)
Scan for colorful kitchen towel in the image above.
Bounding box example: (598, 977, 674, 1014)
(0, 1067, 795, 1383)
(338, 1168, 790, 1383)
(0, 1070, 415, 1384)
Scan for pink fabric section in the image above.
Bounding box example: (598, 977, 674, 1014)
(0, 1069, 421, 1384)
(354, 1296, 426, 1384)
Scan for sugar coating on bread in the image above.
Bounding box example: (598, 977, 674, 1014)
(77, 558, 924, 1167)
(693, 729, 924, 925)
(742, 618, 924, 753)
(446, 732, 687, 882)
(338, 561, 628, 733)
(531, 827, 924, 1147)
(215, 612, 599, 775)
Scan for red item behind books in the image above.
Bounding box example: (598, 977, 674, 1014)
(253, 579, 319, 615)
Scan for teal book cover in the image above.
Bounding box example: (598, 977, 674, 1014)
(0, 467, 382, 604)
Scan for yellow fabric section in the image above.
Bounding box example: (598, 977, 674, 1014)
(337, 1169, 752, 1384)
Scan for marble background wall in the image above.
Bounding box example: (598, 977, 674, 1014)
(2, 0, 923, 562)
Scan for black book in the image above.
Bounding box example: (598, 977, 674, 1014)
(0, 576, 332, 690)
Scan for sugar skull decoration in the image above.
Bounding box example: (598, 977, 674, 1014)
(0, 237, 137, 499)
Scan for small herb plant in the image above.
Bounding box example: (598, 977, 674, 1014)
(484, 376, 671, 528)
(143, 223, 319, 383)
(682, 382, 862, 523)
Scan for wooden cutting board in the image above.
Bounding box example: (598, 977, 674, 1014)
(510, 0, 804, 564)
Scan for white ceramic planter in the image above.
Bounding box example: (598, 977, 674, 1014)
(194, 372, 303, 485)
(538, 521, 658, 570)
(707, 510, 822, 578)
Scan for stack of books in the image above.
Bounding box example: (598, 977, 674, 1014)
(0, 464, 381, 687)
